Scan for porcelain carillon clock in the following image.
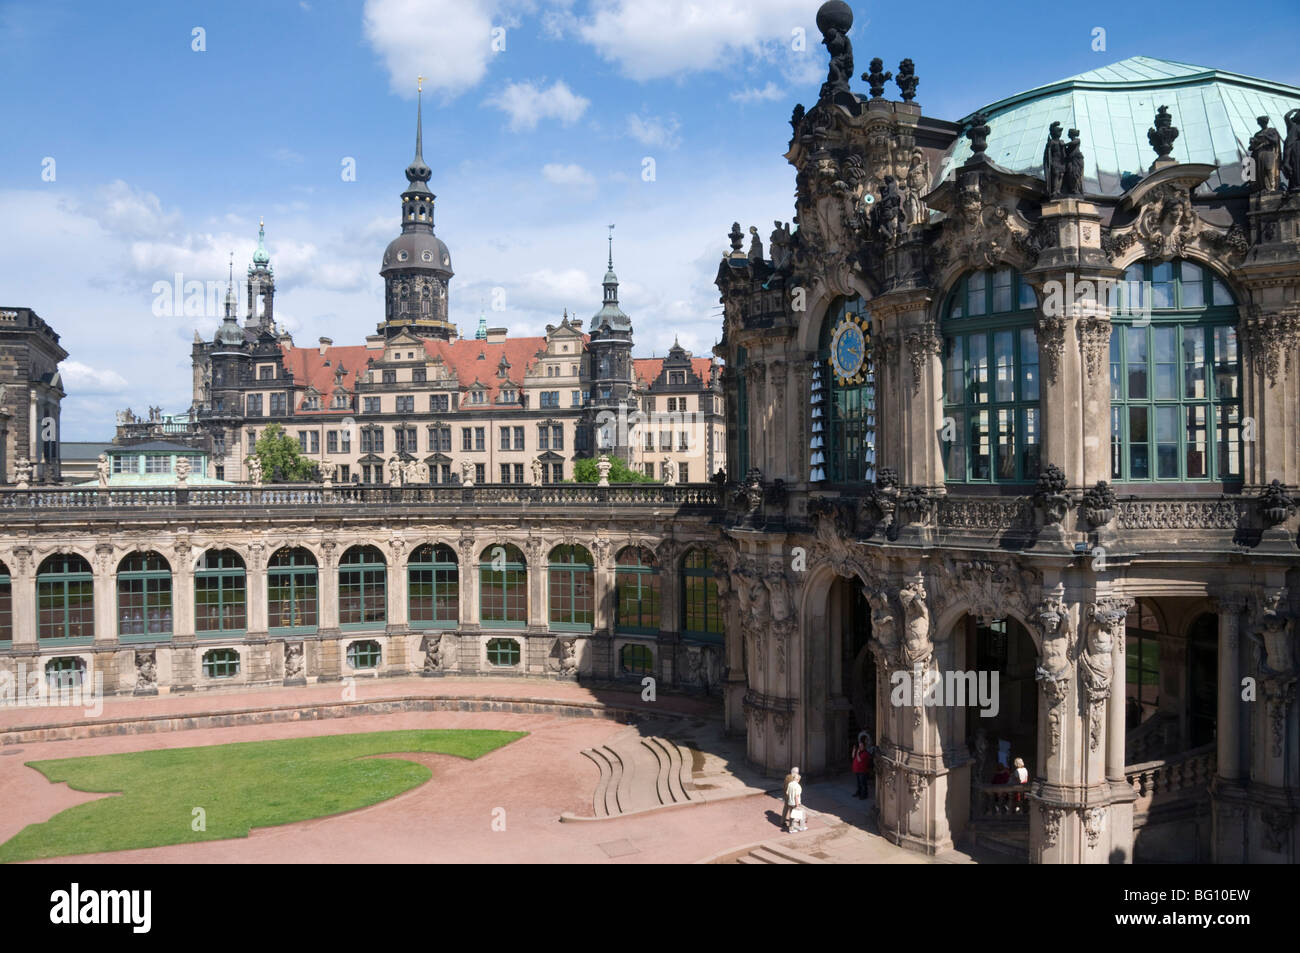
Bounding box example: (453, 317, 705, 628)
(828, 312, 870, 385)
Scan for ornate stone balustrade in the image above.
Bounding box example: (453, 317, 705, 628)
(1113, 499, 1247, 530)
(936, 497, 1036, 531)
(1125, 743, 1217, 818)
(973, 783, 1030, 819)
(0, 482, 724, 515)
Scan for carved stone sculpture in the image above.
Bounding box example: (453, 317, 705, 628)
(1062, 128, 1085, 195)
(246, 454, 262, 485)
(1249, 115, 1282, 193)
(531, 458, 543, 485)
(285, 642, 305, 680)
(661, 457, 676, 486)
(1147, 105, 1179, 164)
(966, 112, 991, 155)
(1043, 121, 1066, 198)
(862, 57, 891, 98)
(769, 221, 793, 270)
(97, 453, 110, 487)
(175, 456, 190, 485)
(895, 58, 918, 102)
(1283, 109, 1300, 192)
(460, 460, 475, 486)
(816, 1, 855, 101)
(1081, 603, 1124, 751)
(899, 577, 931, 668)
(135, 650, 158, 694)
(902, 149, 931, 226)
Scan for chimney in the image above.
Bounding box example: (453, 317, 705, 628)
(486, 327, 508, 344)
(319, 336, 332, 355)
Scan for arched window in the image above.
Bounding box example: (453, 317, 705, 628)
(942, 269, 1040, 483)
(409, 543, 458, 628)
(815, 296, 876, 482)
(45, 656, 87, 691)
(196, 550, 246, 635)
(339, 546, 386, 627)
(1109, 260, 1240, 483)
(615, 547, 660, 634)
(347, 639, 382, 670)
(620, 643, 654, 675)
(548, 544, 594, 630)
(37, 554, 94, 641)
(268, 547, 317, 633)
(681, 549, 722, 642)
(202, 648, 240, 679)
(0, 560, 11, 643)
(480, 544, 527, 627)
(1125, 599, 1162, 731)
(487, 637, 521, 667)
(117, 551, 172, 639)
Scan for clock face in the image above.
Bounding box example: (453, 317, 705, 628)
(830, 318, 868, 384)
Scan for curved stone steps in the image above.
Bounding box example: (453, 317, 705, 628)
(575, 733, 696, 819)
(641, 736, 692, 805)
(580, 745, 625, 817)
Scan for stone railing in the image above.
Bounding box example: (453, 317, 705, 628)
(929, 491, 1260, 536)
(935, 497, 1036, 532)
(0, 482, 724, 513)
(972, 783, 1031, 820)
(1125, 742, 1216, 820)
(1113, 499, 1248, 531)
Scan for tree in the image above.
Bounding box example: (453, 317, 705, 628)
(572, 455, 657, 484)
(252, 423, 315, 483)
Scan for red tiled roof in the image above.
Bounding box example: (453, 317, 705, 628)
(633, 356, 714, 388)
(279, 336, 560, 409)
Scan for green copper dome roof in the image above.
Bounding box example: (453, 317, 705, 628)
(946, 56, 1300, 195)
(252, 219, 271, 267)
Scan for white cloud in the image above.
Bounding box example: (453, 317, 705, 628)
(490, 79, 590, 131)
(731, 81, 784, 103)
(542, 163, 597, 188)
(573, 0, 813, 81)
(626, 113, 681, 149)
(58, 361, 130, 395)
(78, 180, 181, 240)
(272, 147, 304, 164)
(362, 0, 502, 98)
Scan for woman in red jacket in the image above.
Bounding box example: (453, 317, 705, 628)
(851, 738, 872, 798)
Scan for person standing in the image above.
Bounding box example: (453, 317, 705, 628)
(783, 767, 804, 832)
(852, 738, 871, 798)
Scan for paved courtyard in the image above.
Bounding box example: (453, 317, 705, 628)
(0, 679, 974, 864)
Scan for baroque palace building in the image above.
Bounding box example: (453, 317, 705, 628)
(3, 1, 1299, 867)
(183, 93, 724, 488)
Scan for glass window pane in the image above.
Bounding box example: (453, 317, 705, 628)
(1212, 277, 1234, 307)
(1180, 261, 1205, 308)
(1218, 404, 1241, 479)
(968, 335, 988, 403)
(1127, 329, 1148, 399)
(1018, 278, 1037, 311)
(967, 272, 986, 316)
(1129, 407, 1149, 479)
(992, 269, 1012, 313)
(1110, 330, 1122, 400)
(1153, 327, 1177, 399)
(1214, 326, 1238, 399)
(970, 410, 990, 480)
(1185, 404, 1207, 478)
(995, 408, 1016, 480)
(993, 331, 1014, 402)
(1021, 407, 1040, 479)
(945, 336, 964, 401)
(1182, 326, 1206, 399)
(1155, 405, 1179, 478)
(1111, 406, 1124, 479)
(1020, 328, 1039, 401)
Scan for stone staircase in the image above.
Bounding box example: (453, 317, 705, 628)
(579, 730, 695, 818)
(729, 843, 824, 864)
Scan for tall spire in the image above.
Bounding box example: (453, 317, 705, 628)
(252, 218, 270, 268)
(405, 76, 432, 195)
(608, 223, 615, 269)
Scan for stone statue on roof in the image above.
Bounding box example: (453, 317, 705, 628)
(1062, 128, 1085, 195)
(1281, 110, 1300, 192)
(1043, 121, 1066, 198)
(97, 453, 110, 487)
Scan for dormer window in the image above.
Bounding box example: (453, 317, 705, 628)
(397, 250, 409, 262)
(422, 250, 433, 262)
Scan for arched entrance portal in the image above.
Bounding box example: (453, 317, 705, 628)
(806, 573, 874, 777)
(962, 615, 1038, 852)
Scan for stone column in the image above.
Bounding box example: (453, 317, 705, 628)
(525, 537, 547, 632)
(92, 543, 117, 646)
(385, 537, 408, 630)
(245, 542, 267, 636)
(1214, 594, 1245, 780)
(318, 541, 338, 633)
(10, 546, 35, 645)
(880, 295, 942, 487)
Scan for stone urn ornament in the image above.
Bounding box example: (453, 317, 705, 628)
(1258, 479, 1295, 528)
(597, 455, 612, 487)
(1035, 463, 1071, 526)
(1080, 480, 1117, 528)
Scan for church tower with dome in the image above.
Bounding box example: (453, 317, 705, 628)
(378, 82, 455, 339)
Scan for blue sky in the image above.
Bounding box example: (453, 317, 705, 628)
(3, 0, 1298, 439)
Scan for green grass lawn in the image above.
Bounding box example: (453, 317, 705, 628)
(0, 728, 524, 863)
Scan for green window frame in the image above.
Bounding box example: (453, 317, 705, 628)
(346, 639, 382, 670)
(1108, 260, 1240, 483)
(195, 549, 247, 636)
(548, 544, 594, 631)
(681, 549, 722, 643)
(615, 547, 660, 634)
(620, 643, 654, 675)
(45, 656, 87, 690)
(942, 269, 1041, 484)
(37, 554, 95, 642)
(1125, 599, 1161, 731)
(339, 546, 387, 628)
(486, 637, 521, 667)
(816, 296, 877, 483)
(268, 547, 318, 634)
(408, 543, 459, 628)
(479, 544, 527, 628)
(202, 648, 240, 679)
(0, 561, 11, 643)
(117, 551, 173, 641)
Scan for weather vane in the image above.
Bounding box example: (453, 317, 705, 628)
(418, 74, 424, 93)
